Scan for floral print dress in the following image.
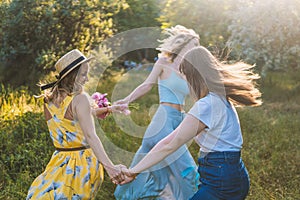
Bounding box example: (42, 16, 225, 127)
(26, 95, 103, 200)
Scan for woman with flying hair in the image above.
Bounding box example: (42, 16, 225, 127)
(121, 46, 262, 200)
(114, 25, 200, 200)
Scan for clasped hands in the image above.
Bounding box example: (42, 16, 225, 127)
(107, 165, 137, 185)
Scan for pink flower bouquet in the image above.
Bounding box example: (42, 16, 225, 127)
(91, 92, 111, 119)
(91, 92, 134, 119)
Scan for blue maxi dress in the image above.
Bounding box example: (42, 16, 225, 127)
(114, 70, 199, 200)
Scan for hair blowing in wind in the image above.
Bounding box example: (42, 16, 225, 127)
(180, 46, 262, 106)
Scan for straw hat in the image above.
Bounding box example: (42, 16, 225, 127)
(41, 49, 93, 90)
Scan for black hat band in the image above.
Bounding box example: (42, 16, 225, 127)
(58, 56, 85, 79)
(40, 56, 85, 91)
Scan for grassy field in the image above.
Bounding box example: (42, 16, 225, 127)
(0, 69, 299, 199)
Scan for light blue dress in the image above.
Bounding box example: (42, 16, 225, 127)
(114, 70, 199, 200)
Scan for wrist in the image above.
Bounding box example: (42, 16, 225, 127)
(103, 163, 114, 171)
(128, 168, 138, 178)
(92, 109, 96, 116)
(123, 97, 131, 104)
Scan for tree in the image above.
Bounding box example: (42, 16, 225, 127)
(158, 0, 238, 57)
(113, 0, 161, 62)
(114, 0, 160, 31)
(226, 0, 300, 74)
(0, 0, 127, 89)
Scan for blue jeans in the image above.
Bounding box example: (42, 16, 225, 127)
(190, 151, 250, 200)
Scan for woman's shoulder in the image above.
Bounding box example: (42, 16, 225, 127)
(197, 93, 229, 111)
(157, 54, 171, 64)
(73, 92, 90, 104)
(197, 93, 213, 102)
(190, 93, 227, 120)
(196, 93, 224, 105)
(192, 95, 211, 112)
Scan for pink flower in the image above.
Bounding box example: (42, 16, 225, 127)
(92, 92, 136, 118)
(92, 92, 111, 119)
(91, 92, 101, 100)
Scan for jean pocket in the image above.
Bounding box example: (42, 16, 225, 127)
(198, 158, 222, 188)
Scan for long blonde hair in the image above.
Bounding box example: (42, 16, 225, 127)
(41, 66, 83, 104)
(179, 46, 262, 106)
(157, 25, 200, 62)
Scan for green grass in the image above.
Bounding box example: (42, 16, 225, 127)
(0, 69, 299, 199)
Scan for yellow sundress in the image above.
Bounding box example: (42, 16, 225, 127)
(26, 95, 104, 200)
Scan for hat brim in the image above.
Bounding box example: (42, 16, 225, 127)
(40, 56, 94, 91)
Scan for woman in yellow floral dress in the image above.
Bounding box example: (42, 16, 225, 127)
(26, 49, 124, 199)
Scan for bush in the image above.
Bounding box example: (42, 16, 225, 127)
(0, 85, 52, 199)
(227, 0, 300, 74)
(0, 0, 127, 89)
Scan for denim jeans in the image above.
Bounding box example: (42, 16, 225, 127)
(190, 151, 250, 200)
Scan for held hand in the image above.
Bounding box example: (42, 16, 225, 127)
(119, 167, 138, 185)
(113, 99, 128, 105)
(109, 104, 127, 112)
(109, 104, 131, 115)
(91, 107, 110, 119)
(106, 165, 125, 185)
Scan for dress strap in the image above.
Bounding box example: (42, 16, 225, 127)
(44, 102, 54, 117)
(44, 95, 74, 120)
(61, 95, 74, 118)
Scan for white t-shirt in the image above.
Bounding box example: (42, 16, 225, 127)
(188, 93, 243, 152)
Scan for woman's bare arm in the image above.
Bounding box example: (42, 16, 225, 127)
(116, 59, 165, 104)
(124, 114, 205, 178)
(74, 94, 122, 180)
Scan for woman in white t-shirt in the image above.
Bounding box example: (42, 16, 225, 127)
(117, 46, 262, 200)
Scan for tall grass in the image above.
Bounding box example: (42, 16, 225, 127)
(0, 85, 52, 199)
(0, 69, 299, 199)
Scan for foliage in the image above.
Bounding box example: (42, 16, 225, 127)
(113, 0, 160, 31)
(158, 0, 238, 57)
(0, 85, 51, 199)
(0, 0, 127, 89)
(112, 0, 161, 62)
(226, 0, 300, 74)
(159, 0, 300, 74)
(83, 45, 115, 94)
(1, 0, 299, 91)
